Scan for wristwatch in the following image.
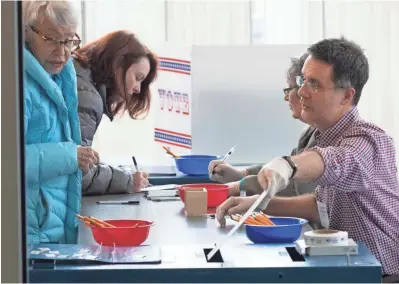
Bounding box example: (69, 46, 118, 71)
(281, 156, 297, 179)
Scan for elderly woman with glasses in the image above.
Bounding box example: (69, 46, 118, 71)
(23, 1, 98, 244)
(208, 53, 318, 200)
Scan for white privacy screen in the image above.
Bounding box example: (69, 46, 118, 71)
(191, 45, 309, 164)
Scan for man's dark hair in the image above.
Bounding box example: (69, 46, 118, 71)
(307, 37, 369, 105)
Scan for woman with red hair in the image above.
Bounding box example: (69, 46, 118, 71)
(73, 30, 158, 195)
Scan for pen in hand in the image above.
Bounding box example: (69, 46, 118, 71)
(212, 146, 236, 175)
(132, 156, 152, 188)
(132, 156, 140, 172)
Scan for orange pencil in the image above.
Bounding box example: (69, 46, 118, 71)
(237, 215, 263, 225)
(89, 216, 115, 228)
(77, 214, 105, 228)
(252, 213, 272, 226)
(162, 146, 180, 158)
(259, 212, 275, 225)
(76, 214, 86, 221)
(253, 213, 268, 225)
(247, 216, 264, 225)
(87, 218, 105, 228)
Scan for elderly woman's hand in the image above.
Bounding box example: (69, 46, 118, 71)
(77, 146, 99, 173)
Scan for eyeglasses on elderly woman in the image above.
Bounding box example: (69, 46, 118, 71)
(30, 25, 81, 51)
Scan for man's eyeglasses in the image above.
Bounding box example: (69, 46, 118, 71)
(296, 75, 346, 93)
(30, 25, 81, 51)
(296, 75, 321, 93)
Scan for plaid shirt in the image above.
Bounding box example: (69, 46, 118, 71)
(310, 107, 399, 275)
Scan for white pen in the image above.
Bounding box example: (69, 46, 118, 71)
(212, 146, 236, 175)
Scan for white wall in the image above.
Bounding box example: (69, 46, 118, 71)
(83, 0, 166, 46)
(166, 1, 251, 45)
(252, 0, 323, 44)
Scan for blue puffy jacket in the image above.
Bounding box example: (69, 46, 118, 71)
(24, 47, 82, 244)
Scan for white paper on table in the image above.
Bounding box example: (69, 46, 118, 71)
(140, 184, 178, 192)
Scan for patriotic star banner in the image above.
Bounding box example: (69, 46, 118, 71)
(151, 44, 192, 158)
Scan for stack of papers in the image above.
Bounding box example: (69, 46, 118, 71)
(140, 184, 178, 192)
(142, 184, 179, 199)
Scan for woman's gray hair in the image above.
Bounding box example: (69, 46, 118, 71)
(23, 1, 79, 28)
(287, 53, 309, 83)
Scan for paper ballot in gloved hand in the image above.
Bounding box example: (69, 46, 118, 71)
(207, 157, 293, 261)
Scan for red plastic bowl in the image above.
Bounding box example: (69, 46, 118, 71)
(90, 219, 153, 247)
(177, 183, 230, 207)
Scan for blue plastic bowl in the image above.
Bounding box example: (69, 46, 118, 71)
(174, 155, 220, 176)
(245, 217, 308, 244)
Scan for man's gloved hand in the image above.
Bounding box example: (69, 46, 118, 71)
(257, 157, 293, 210)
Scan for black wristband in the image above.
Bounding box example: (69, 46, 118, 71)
(281, 156, 297, 179)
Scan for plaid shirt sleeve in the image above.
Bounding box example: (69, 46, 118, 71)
(309, 130, 383, 192)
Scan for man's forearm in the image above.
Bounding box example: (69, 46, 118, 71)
(291, 150, 325, 182)
(262, 194, 320, 223)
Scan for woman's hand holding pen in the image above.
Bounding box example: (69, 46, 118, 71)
(131, 156, 150, 192)
(132, 172, 150, 192)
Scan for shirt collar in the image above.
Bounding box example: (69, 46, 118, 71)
(315, 107, 359, 145)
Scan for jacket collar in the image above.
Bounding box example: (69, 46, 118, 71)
(72, 56, 114, 121)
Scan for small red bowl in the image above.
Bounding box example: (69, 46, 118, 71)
(177, 183, 230, 207)
(90, 219, 153, 247)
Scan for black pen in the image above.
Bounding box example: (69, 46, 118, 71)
(132, 156, 140, 172)
(96, 201, 140, 205)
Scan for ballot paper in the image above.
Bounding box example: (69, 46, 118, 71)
(140, 184, 178, 192)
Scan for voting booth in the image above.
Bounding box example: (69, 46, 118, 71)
(152, 44, 308, 165)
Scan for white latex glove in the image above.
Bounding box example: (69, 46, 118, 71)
(256, 157, 292, 209)
(208, 160, 246, 183)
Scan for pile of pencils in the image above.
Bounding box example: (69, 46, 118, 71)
(231, 212, 275, 226)
(76, 215, 116, 228)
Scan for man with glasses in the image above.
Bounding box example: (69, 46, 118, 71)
(215, 37, 399, 278)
